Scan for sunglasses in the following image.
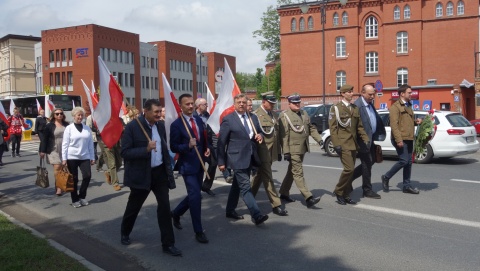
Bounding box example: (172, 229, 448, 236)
(55, 112, 64, 115)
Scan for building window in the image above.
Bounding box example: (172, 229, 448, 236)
(155, 77, 158, 90)
(394, 6, 400, 20)
(55, 72, 60, 85)
(118, 72, 123, 86)
(436, 3, 443, 17)
(112, 50, 117, 62)
(107, 49, 110, 61)
(67, 72, 73, 85)
(61, 49, 67, 61)
(397, 68, 408, 86)
(336, 36, 346, 57)
(333, 12, 339, 26)
(336, 71, 346, 91)
(404, 5, 411, 19)
(119, 51, 123, 63)
(342, 12, 348, 25)
(68, 48, 72, 61)
(125, 73, 129, 87)
(291, 18, 297, 32)
(49, 50, 54, 62)
(396, 31, 408, 54)
(141, 76, 145, 89)
(299, 17, 305, 31)
(366, 52, 378, 73)
(365, 16, 378, 38)
(130, 74, 134, 87)
(457, 0, 464, 15)
(446, 2, 454, 16)
(307, 16, 314, 30)
(141, 56, 146, 67)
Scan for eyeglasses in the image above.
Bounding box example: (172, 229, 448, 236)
(55, 112, 64, 116)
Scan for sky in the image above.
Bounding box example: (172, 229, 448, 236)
(0, 0, 281, 74)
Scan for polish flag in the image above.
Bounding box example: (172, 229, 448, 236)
(119, 101, 128, 118)
(0, 102, 8, 123)
(162, 73, 181, 147)
(93, 56, 124, 149)
(45, 96, 55, 117)
(81, 79, 95, 115)
(205, 82, 216, 115)
(36, 99, 43, 112)
(91, 80, 99, 108)
(206, 58, 240, 134)
(9, 99, 16, 115)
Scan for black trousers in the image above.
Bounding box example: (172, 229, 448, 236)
(11, 134, 21, 154)
(351, 146, 376, 192)
(67, 159, 92, 202)
(37, 131, 45, 152)
(202, 147, 217, 190)
(121, 164, 175, 247)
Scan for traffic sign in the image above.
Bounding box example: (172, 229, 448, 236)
(375, 80, 383, 92)
(215, 70, 224, 82)
(379, 103, 387, 109)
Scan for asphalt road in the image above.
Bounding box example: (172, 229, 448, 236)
(1, 141, 480, 271)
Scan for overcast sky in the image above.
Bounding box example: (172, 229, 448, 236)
(0, 0, 281, 73)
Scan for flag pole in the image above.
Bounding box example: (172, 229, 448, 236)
(246, 112, 262, 144)
(179, 115, 210, 179)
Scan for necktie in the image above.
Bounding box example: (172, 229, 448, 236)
(190, 117, 199, 139)
(242, 114, 250, 135)
(405, 102, 410, 107)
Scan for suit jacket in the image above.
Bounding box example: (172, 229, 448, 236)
(40, 121, 69, 154)
(170, 115, 207, 175)
(354, 97, 386, 153)
(389, 99, 415, 143)
(34, 116, 47, 134)
(217, 111, 262, 170)
(121, 116, 174, 190)
(279, 109, 322, 155)
(328, 101, 369, 151)
(253, 106, 281, 163)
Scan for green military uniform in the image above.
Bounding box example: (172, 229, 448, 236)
(279, 106, 322, 200)
(329, 87, 369, 198)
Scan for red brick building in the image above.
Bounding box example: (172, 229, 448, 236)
(279, 0, 478, 119)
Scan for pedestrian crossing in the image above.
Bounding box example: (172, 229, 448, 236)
(9, 141, 40, 153)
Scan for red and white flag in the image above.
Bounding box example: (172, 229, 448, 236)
(81, 79, 95, 115)
(162, 73, 181, 148)
(206, 58, 241, 134)
(45, 96, 55, 117)
(36, 99, 43, 112)
(93, 56, 124, 149)
(205, 82, 216, 115)
(91, 80, 99, 109)
(0, 102, 8, 123)
(9, 99, 16, 115)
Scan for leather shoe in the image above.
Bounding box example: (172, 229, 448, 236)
(344, 197, 357, 205)
(121, 235, 131, 245)
(171, 212, 183, 230)
(335, 194, 346, 205)
(381, 175, 390, 192)
(195, 232, 209, 243)
(403, 187, 420, 194)
(306, 196, 320, 208)
(162, 246, 182, 256)
(272, 206, 288, 216)
(226, 211, 244, 220)
(253, 214, 269, 225)
(280, 194, 296, 202)
(363, 190, 381, 199)
(202, 188, 215, 196)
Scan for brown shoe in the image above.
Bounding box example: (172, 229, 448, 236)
(113, 185, 121, 191)
(105, 172, 112, 185)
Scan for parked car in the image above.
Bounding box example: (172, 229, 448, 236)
(302, 104, 333, 133)
(469, 119, 480, 136)
(320, 110, 479, 164)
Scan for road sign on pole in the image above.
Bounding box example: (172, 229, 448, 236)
(375, 80, 383, 92)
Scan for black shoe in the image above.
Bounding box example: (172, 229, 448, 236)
(202, 188, 215, 196)
(0, 162, 3, 166)
(363, 190, 381, 199)
(272, 206, 288, 216)
(306, 196, 320, 208)
(381, 175, 390, 192)
(344, 197, 357, 205)
(403, 187, 420, 194)
(335, 194, 346, 205)
(171, 212, 182, 230)
(16, 153, 21, 157)
(226, 211, 244, 220)
(121, 235, 131, 245)
(253, 214, 269, 225)
(11, 153, 15, 158)
(280, 194, 296, 202)
(195, 232, 209, 244)
(163, 246, 182, 256)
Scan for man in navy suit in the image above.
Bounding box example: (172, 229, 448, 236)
(170, 94, 210, 244)
(217, 94, 269, 226)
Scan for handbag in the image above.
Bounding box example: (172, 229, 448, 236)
(35, 158, 50, 188)
(375, 144, 383, 163)
(57, 165, 74, 192)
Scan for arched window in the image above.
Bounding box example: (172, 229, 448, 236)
(365, 16, 378, 38)
(366, 52, 378, 73)
(436, 3, 443, 17)
(397, 68, 408, 86)
(336, 36, 346, 57)
(396, 31, 408, 53)
(307, 16, 314, 30)
(291, 18, 297, 32)
(342, 12, 348, 25)
(404, 5, 411, 19)
(336, 71, 346, 91)
(299, 17, 305, 31)
(446, 2, 454, 16)
(394, 6, 400, 20)
(333, 12, 339, 26)
(457, 0, 465, 15)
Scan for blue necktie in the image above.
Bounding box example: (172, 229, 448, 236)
(242, 114, 250, 135)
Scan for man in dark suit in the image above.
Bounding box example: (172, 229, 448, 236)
(217, 94, 269, 225)
(170, 94, 210, 244)
(35, 109, 47, 152)
(120, 99, 181, 256)
(351, 83, 386, 199)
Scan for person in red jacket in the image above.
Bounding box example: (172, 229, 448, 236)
(7, 108, 26, 157)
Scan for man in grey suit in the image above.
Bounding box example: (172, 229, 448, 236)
(217, 94, 269, 225)
(351, 83, 386, 199)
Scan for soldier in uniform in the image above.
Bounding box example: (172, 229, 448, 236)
(329, 84, 369, 205)
(251, 92, 288, 216)
(278, 93, 322, 208)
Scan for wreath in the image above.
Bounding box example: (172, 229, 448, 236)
(414, 110, 437, 155)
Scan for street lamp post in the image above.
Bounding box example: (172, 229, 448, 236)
(300, 0, 348, 132)
(197, 49, 204, 98)
(22, 63, 38, 94)
(147, 44, 157, 99)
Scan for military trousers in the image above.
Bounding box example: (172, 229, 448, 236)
(100, 140, 122, 186)
(251, 160, 281, 208)
(279, 154, 313, 200)
(334, 149, 357, 197)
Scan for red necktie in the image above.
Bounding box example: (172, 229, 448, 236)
(190, 117, 199, 139)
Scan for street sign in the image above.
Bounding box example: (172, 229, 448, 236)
(375, 80, 383, 92)
(215, 70, 224, 82)
(377, 92, 383, 97)
(454, 95, 460, 102)
(380, 103, 387, 109)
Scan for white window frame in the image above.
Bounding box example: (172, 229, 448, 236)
(396, 31, 408, 54)
(404, 5, 411, 19)
(336, 36, 346, 57)
(342, 12, 348, 25)
(366, 52, 378, 73)
(436, 3, 443, 17)
(457, 1, 465, 15)
(397, 68, 408, 86)
(333, 12, 339, 26)
(291, 18, 297, 32)
(308, 16, 314, 30)
(299, 17, 305, 31)
(365, 16, 378, 38)
(336, 71, 346, 91)
(394, 6, 400, 20)
(446, 2, 454, 16)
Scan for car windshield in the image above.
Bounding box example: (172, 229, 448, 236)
(303, 106, 319, 117)
(445, 113, 472, 127)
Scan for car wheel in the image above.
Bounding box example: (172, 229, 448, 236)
(324, 137, 338, 157)
(414, 144, 433, 164)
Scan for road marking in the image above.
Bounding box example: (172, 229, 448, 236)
(355, 204, 480, 229)
(304, 164, 343, 170)
(450, 179, 480, 184)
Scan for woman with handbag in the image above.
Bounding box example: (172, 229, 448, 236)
(62, 107, 95, 208)
(0, 118, 9, 166)
(39, 108, 69, 195)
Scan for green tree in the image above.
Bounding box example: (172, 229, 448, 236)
(256, 63, 282, 99)
(254, 68, 264, 88)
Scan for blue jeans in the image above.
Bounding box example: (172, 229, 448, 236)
(384, 140, 413, 188)
(226, 168, 261, 220)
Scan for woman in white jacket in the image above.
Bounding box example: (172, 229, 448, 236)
(62, 107, 95, 208)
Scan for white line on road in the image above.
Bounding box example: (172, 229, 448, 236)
(450, 179, 480, 184)
(304, 164, 343, 170)
(354, 204, 480, 229)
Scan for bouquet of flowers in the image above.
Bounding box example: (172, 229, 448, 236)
(414, 109, 437, 155)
